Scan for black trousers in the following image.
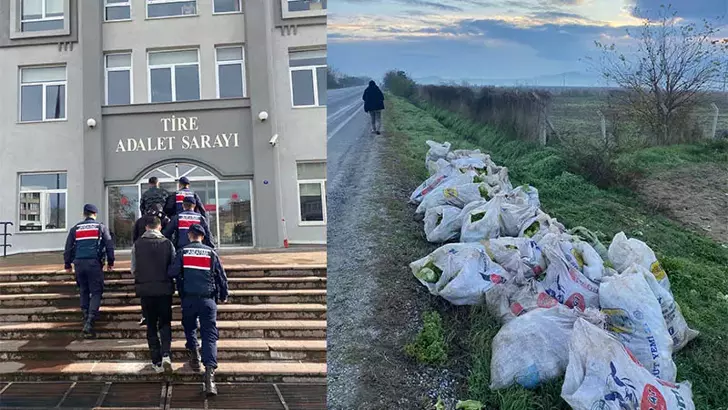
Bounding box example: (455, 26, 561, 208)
(140, 295, 173, 365)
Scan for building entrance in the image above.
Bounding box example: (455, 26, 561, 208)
(106, 162, 254, 250)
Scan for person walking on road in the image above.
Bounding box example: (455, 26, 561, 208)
(131, 215, 176, 374)
(362, 80, 385, 135)
(163, 197, 215, 250)
(63, 204, 115, 339)
(166, 176, 207, 219)
(168, 224, 229, 396)
(140, 177, 169, 214)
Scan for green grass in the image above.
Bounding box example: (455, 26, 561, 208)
(405, 311, 448, 366)
(386, 94, 728, 409)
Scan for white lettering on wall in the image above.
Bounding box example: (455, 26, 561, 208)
(117, 116, 240, 153)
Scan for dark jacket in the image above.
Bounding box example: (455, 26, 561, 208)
(63, 218, 115, 269)
(132, 210, 171, 243)
(363, 83, 385, 112)
(163, 210, 215, 249)
(167, 241, 228, 301)
(164, 188, 207, 219)
(131, 230, 176, 297)
(140, 186, 169, 214)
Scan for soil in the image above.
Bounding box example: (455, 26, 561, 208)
(637, 162, 728, 244)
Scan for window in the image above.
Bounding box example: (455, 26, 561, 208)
(289, 50, 326, 107)
(216, 46, 245, 98)
(297, 162, 326, 224)
(20, 66, 66, 122)
(105, 0, 131, 21)
(146, 0, 197, 18)
(105, 53, 132, 105)
(148, 50, 200, 103)
(287, 0, 326, 12)
(18, 173, 67, 232)
(213, 0, 241, 14)
(20, 0, 64, 32)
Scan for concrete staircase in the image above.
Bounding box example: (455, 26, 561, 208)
(0, 265, 327, 385)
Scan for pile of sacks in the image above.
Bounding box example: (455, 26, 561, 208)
(408, 140, 700, 409)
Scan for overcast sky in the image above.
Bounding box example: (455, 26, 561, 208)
(328, 0, 728, 85)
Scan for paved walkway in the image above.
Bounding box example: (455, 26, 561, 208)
(0, 247, 326, 273)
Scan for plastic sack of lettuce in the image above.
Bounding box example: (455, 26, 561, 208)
(460, 199, 501, 243)
(409, 243, 511, 305)
(608, 231, 670, 290)
(425, 140, 451, 174)
(415, 182, 489, 217)
(410, 159, 460, 204)
(599, 266, 677, 382)
(490, 304, 605, 390)
(539, 233, 601, 311)
(424, 205, 462, 243)
(481, 237, 546, 279)
(519, 211, 566, 243)
(568, 226, 609, 261)
(561, 319, 695, 410)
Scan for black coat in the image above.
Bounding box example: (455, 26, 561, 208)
(131, 231, 176, 297)
(132, 211, 170, 243)
(362, 84, 385, 112)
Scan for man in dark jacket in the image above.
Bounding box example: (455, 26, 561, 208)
(132, 215, 176, 374)
(362, 80, 385, 135)
(165, 177, 207, 219)
(63, 204, 115, 338)
(133, 203, 170, 243)
(140, 177, 169, 214)
(163, 197, 214, 250)
(168, 224, 228, 396)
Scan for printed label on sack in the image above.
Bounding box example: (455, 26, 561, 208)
(565, 293, 586, 311)
(511, 302, 524, 316)
(603, 309, 635, 335)
(537, 292, 558, 308)
(640, 384, 667, 410)
(650, 261, 667, 281)
(488, 274, 505, 284)
(443, 187, 457, 199)
(568, 268, 599, 293)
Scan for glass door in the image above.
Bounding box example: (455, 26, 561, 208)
(107, 185, 139, 249)
(217, 180, 253, 246)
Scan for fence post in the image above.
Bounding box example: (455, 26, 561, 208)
(532, 92, 548, 146)
(711, 103, 719, 139)
(597, 110, 607, 143)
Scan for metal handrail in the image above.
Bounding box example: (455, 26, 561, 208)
(0, 222, 12, 257)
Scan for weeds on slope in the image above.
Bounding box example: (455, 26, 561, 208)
(386, 94, 728, 409)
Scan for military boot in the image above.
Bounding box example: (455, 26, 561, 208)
(81, 310, 88, 325)
(203, 367, 217, 396)
(82, 320, 96, 339)
(188, 349, 201, 372)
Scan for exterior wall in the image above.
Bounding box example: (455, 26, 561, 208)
(0, 0, 327, 254)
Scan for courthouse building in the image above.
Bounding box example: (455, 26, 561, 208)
(0, 0, 327, 253)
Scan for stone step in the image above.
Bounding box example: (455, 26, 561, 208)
(0, 320, 327, 340)
(0, 339, 327, 362)
(0, 304, 327, 322)
(0, 289, 327, 308)
(0, 276, 327, 294)
(0, 267, 327, 283)
(0, 360, 327, 383)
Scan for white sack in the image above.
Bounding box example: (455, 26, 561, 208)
(568, 226, 609, 261)
(599, 268, 676, 382)
(559, 239, 605, 284)
(424, 205, 462, 243)
(425, 140, 451, 173)
(415, 182, 487, 216)
(460, 198, 501, 243)
(562, 319, 695, 410)
(409, 159, 459, 204)
(629, 264, 699, 352)
(539, 233, 600, 311)
(520, 211, 566, 243)
(608, 231, 670, 290)
(409, 243, 511, 305)
(481, 237, 546, 280)
(451, 157, 488, 173)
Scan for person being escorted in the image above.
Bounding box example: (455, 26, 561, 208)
(131, 215, 176, 374)
(362, 80, 385, 135)
(134, 203, 170, 243)
(165, 177, 207, 219)
(168, 224, 228, 396)
(63, 204, 115, 338)
(140, 176, 169, 215)
(163, 196, 214, 250)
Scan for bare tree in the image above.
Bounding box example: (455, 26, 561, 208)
(592, 4, 728, 144)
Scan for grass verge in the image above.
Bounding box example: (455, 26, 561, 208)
(405, 311, 448, 366)
(385, 93, 728, 409)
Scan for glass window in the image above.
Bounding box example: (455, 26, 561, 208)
(287, 0, 326, 12)
(20, 66, 66, 122)
(148, 50, 199, 103)
(21, 0, 64, 32)
(105, 53, 132, 105)
(107, 185, 139, 249)
(105, 0, 131, 21)
(296, 162, 326, 224)
(213, 0, 240, 13)
(147, 0, 197, 18)
(217, 180, 253, 247)
(216, 46, 245, 98)
(289, 50, 326, 107)
(19, 172, 67, 232)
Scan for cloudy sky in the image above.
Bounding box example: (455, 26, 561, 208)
(328, 0, 728, 85)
